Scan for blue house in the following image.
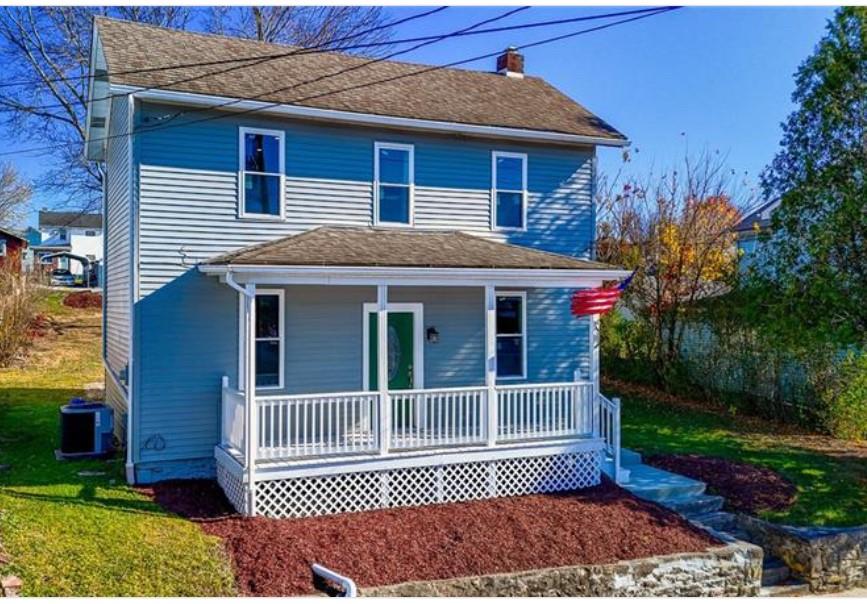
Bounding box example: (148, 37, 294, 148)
(86, 18, 630, 518)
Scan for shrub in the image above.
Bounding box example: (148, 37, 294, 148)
(822, 353, 867, 441)
(0, 264, 43, 366)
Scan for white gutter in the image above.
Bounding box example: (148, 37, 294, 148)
(111, 85, 629, 149)
(199, 264, 631, 288)
(312, 564, 357, 597)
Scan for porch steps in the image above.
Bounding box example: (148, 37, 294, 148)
(620, 447, 643, 467)
(687, 510, 738, 533)
(659, 493, 725, 515)
(618, 463, 707, 502)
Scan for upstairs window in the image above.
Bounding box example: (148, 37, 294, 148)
(492, 151, 527, 230)
(239, 127, 284, 220)
(374, 142, 414, 225)
(496, 292, 526, 379)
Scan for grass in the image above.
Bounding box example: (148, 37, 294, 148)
(0, 291, 235, 596)
(612, 383, 867, 527)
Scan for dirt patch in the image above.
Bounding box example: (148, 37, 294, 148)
(144, 479, 720, 596)
(62, 291, 102, 309)
(646, 453, 797, 515)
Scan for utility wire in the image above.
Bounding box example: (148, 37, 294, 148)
(0, 7, 679, 158)
(2, 5, 671, 97)
(0, 6, 450, 91)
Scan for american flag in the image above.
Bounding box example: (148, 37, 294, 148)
(570, 272, 635, 317)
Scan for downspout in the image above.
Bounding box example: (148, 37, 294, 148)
(312, 564, 357, 597)
(125, 92, 137, 484)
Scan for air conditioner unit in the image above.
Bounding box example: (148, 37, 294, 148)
(59, 399, 114, 457)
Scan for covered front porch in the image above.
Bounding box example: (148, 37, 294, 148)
(199, 227, 628, 518)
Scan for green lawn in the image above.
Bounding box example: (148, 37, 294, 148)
(0, 293, 235, 596)
(615, 388, 867, 527)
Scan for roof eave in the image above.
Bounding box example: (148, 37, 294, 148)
(198, 263, 631, 288)
(115, 85, 629, 148)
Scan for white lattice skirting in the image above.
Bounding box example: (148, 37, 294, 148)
(218, 450, 601, 519)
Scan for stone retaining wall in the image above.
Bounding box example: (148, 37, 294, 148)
(739, 514, 867, 593)
(361, 542, 762, 597)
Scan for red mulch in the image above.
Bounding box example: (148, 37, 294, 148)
(646, 453, 797, 515)
(143, 479, 720, 596)
(62, 291, 102, 308)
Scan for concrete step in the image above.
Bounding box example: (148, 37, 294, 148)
(620, 448, 642, 466)
(620, 464, 706, 502)
(687, 511, 738, 533)
(601, 458, 632, 483)
(658, 493, 725, 515)
(762, 558, 791, 587)
(759, 581, 810, 597)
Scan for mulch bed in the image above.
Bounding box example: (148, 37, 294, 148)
(143, 479, 720, 596)
(646, 453, 798, 515)
(62, 291, 102, 308)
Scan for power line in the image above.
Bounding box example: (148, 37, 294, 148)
(0, 7, 679, 159)
(0, 6, 450, 91)
(2, 5, 671, 102)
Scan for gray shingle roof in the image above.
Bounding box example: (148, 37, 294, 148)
(203, 226, 614, 271)
(38, 211, 102, 229)
(95, 17, 626, 142)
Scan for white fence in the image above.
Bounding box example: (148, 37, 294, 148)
(220, 378, 617, 466)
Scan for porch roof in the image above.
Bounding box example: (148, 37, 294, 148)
(201, 226, 615, 272)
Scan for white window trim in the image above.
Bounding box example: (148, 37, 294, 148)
(491, 151, 528, 232)
(373, 141, 415, 227)
(237, 288, 285, 391)
(361, 302, 424, 391)
(238, 126, 286, 221)
(495, 290, 527, 380)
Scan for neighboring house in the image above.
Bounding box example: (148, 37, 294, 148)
(86, 18, 630, 518)
(32, 210, 104, 278)
(0, 227, 27, 273)
(734, 198, 780, 269)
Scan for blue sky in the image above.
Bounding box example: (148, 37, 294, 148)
(10, 5, 835, 227)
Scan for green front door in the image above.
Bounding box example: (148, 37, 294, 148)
(368, 312, 414, 390)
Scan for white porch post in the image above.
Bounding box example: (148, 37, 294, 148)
(243, 282, 257, 516)
(590, 313, 600, 434)
(485, 285, 498, 447)
(377, 284, 390, 455)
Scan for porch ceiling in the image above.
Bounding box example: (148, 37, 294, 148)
(201, 226, 616, 272)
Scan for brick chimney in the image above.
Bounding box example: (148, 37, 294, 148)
(496, 46, 524, 79)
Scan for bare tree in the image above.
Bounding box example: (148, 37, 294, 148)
(206, 6, 392, 51)
(0, 162, 32, 229)
(0, 7, 191, 212)
(596, 150, 753, 382)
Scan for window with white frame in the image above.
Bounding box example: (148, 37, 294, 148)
(492, 151, 527, 230)
(239, 127, 284, 219)
(375, 142, 413, 225)
(252, 291, 284, 388)
(496, 292, 526, 379)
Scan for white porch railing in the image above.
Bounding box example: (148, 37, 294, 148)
(220, 378, 620, 466)
(389, 386, 487, 450)
(497, 382, 595, 441)
(596, 393, 622, 482)
(221, 377, 245, 453)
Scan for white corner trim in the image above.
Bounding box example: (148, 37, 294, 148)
(361, 302, 424, 391)
(113, 85, 629, 148)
